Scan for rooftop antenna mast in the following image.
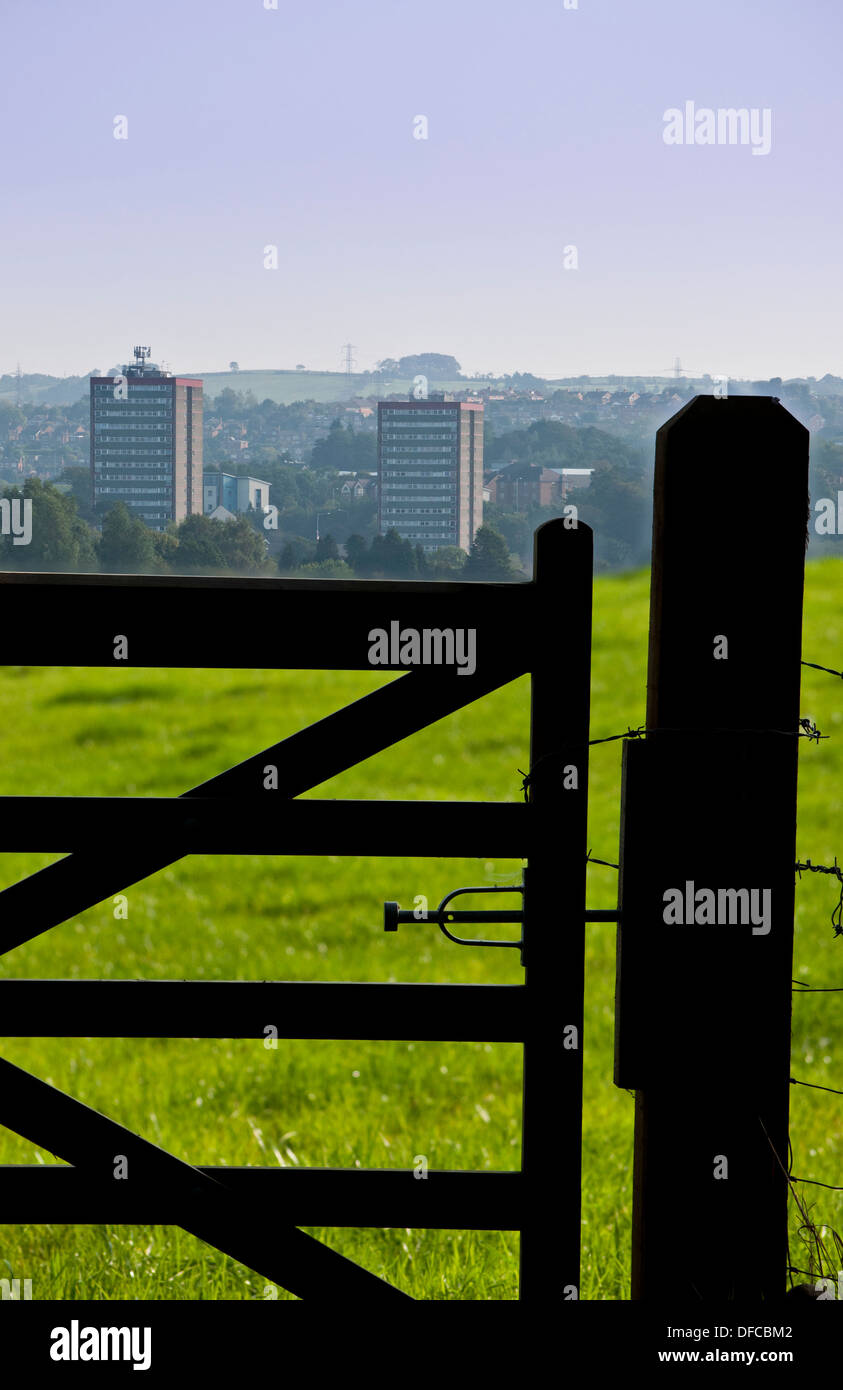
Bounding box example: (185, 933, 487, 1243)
(133, 345, 152, 373)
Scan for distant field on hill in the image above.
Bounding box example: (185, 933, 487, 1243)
(0, 369, 752, 409)
(196, 371, 485, 405)
(0, 371, 481, 409)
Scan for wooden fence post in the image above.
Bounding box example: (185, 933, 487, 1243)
(615, 395, 808, 1301)
(520, 517, 592, 1301)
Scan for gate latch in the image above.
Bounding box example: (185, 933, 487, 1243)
(384, 880, 524, 963)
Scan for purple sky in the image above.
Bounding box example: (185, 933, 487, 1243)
(2, 0, 840, 380)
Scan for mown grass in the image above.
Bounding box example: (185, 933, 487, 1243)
(0, 557, 842, 1299)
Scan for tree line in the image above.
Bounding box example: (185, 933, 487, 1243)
(280, 525, 519, 581)
(0, 478, 520, 580)
(0, 480, 269, 575)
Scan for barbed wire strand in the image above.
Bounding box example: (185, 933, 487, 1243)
(586, 849, 619, 871)
(791, 1176, 843, 1192)
(802, 660, 843, 680)
(791, 1076, 843, 1097)
(793, 984, 843, 993)
(520, 717, 827, 800)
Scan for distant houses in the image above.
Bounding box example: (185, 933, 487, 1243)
(203, 471, 270, 518)
(338, 472, 376, 503)
(484, 462, 593, 509)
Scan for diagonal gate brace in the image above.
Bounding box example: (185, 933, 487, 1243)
(0, 663, 525, 957)
(0, 1055, 411, 1301)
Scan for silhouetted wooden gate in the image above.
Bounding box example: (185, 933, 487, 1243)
(0, 516, 593, 1301)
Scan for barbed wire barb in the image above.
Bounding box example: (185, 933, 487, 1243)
(795, 858, 843, 936)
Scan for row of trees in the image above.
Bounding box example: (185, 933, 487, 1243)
(0, 479, 520, 580)
(374, 354, 461, 379)
(280, 525, 519, 582)
(0, 481, 270, 575)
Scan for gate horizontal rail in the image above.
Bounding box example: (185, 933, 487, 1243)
(0, 980, 528, 1040)
(0, 796, 532, 855)
(0, 1166, 525, 1229)
(0, 568, 538, 669)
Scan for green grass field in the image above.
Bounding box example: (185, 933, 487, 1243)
(1, 558, 842, 1300)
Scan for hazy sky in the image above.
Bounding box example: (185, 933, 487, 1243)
(2, 0, 840, 380)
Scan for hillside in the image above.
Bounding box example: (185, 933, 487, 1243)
(0, 369, 486, 409)
(194, 371, 474, 405)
